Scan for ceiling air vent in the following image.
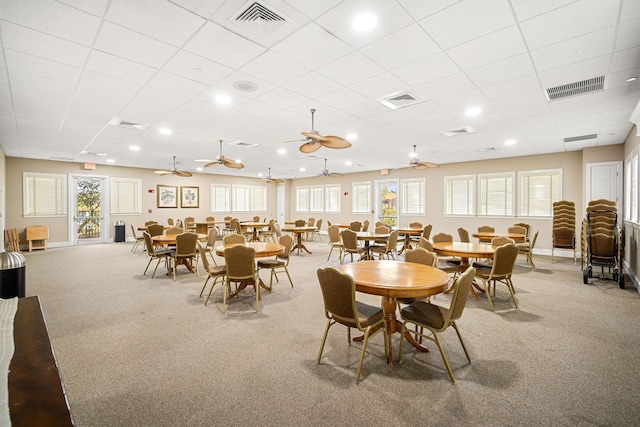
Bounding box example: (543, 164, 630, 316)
(441, 126, 476, 137)
(545, 76, 605, 101)
(302, 154, 323, 159)
(377, 92, 423, 110)
(232, 1, 289, 37)
(108, 118, 148, 130)
(228, 140, 258, 149)
(563, 134, 597, 143)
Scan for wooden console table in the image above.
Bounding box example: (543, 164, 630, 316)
(25, 226, 49, 252)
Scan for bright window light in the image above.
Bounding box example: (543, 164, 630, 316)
(345, 161, 352, 166)
(299, 167, 306, 172)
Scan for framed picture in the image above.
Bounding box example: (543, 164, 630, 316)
(157, 185, 178, 208)
(181, 186, 199, 208)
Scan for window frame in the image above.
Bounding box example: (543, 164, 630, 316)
(444, 174, 475, 216)
(211, 183, 231, 212)
(325, 184, 341, 213)
(477, 172, 514, 217)
(352, 181, 371, 214)
(23, 172, 67, 217)
(400, 177, 426, 215)
(110, 177, 142, 215)
(518, 168, 562, 218)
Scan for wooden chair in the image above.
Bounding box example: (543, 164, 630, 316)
(223, 234, 246, 245)
(553, 200, 576, 264)
(362, 220, 369, 232)
(167, 218, 174, 225)
(517, 230, 539, 271)
(146, 223, 164, 237)
(457, 227, 470, 243)
(327, 225, 344, 262)
(201, 227, 219, 266)
(184, 216, 195, 231)
(223, 245, 258, 313)
(197, 242, 226, 306)
(476, 225, 495, 243)
(371, 229, 399, 260)
(257, 234, 294, 290)
(311, 219, 323, 242)
(4, 228, 20, 252)
(316, 267, 388, 382)
(172, 232, 198, 280)
(142, 232, 174, 278)
(475, 244, 519, 310)
(349, 221, 362, 232)
(418, 236, 433, 251)
(421, 224, 433, 240)
(399, 268, 475, 384)
(340, 229, 365, 263)
(130, 224, 144, 253)
(397, 248, 438, 309)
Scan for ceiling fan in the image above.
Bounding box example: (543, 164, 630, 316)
(286, 108, 352, 153)
(402, 145, 440, 170)
(319, 158, 343, 177)
(204, 140, 244, 169)
(263, 167, 284, 183)
(154, 156, 192, 177)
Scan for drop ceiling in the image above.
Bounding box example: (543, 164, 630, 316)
(0, 0, 639, 180)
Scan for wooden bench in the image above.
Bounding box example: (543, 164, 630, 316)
(25, 226, 48, 252)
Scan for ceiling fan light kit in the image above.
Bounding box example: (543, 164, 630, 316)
(204, 140, 245, 169)
(293, 108, 352, 153)
(401, 145, 439, 170)
(154, 156, 192, 177)
(263, 167, 284, 183)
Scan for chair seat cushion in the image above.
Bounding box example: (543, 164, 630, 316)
(209, 265, 227, 275)
(156, 249, 176, 256)
(355, 301, 383, 327)
(401, 301, 448, 330)
(257, 259, 284, 268)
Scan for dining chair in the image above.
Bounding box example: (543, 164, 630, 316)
(167, 218, 174, 226)
(146, 223, 165, 237)
(253, 215, 261, 222)
(457, 227, 470, 243)
(508, 225, 527, 238)
(259, 219, 277, 242)
(476, 225, 495, 243)
(172, 232, 198, 280)
(398, 267, 476, 384)
(517, 230, 539, 271)
(362, 219, 369, 232)
(165, 226, 184, 235)
(372, 225, 391, 248)
(316, 267, 388, 382)
(432, 232, 462, 277)
(327, 225, 344, 262)
(130, 224, 144, 253)
(340, 229, 365, 264)
(408, 222, 423, 244)
(142, 232, 175, 278)
(491, 236, 515, 247)
(294, 219, 306, 227)
(349, 221, 362, 232)
(184, 216, 195, 231)
(311, 219, 323, 242)
(201, 227, 219, 266)
(257, 234, 294, 290)
(273, 221, 282, 240)
(144, 220, 158, 227)
(371, 229, 399, 260)
(421, 224, 433, 240)
(397, 248, 438, 308)
(418, 237, 434, 252)
(513, 222, 530, 241)
(223, 233, 246, 245)
(475, 244, 519, 310)
(197, 242, 226, 306)
(223, 245, 258, 313)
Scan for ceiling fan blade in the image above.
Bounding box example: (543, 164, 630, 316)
(329, 172, 343, 177)
(300, 141, 322, 153)
(203, 161, 220, 168)
(320, 135, 351, 149)
(421, 161, 440, 168)
(154, 170, 171, 175)
(412, 164, 429, 170)
(281, 138, 306, 143)
(176, 170, 193, 177)
(222, 157, 244, 169)
(301, 131, 323, 141)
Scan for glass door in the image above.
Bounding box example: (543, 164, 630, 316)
(72, 176, 106, 245)
(374, 179, 398, 228)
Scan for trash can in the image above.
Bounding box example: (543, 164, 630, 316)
(0, 251, 26, 298)
(114, 220, 126, 243)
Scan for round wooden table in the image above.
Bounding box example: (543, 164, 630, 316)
(433, 242, 496, 300)
(355, 231, 390, 260)
(152, 233, 208, 273)
(395, 227, 423, 254)
(240, 222, 269, 242)
(336, 260, 449, 366)
(472, 231, 525, 243)
(216, 242, 285, 295)
(281, 226, 317, 254)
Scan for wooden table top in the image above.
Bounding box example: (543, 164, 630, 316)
(215, 242, 285, 257)
(240, 222, 269, 227)
(355, 231, 390, 240)
(152, 233, 208, 245)
(281, 226, 317, 232)
(472, 231, 525, 241)
(432, 241, 496, 258)
(336, 260, 450, 299)
(395, 227, 423, 234)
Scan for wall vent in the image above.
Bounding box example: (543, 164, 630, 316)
(108, 118, 148, 130)
(232, 1, 289, 37)
(545, 76, 605, 101)
(441, 126, 476, 137)
(563, 134, 597, 143)
(478, 147, 497, 152)
(377, 92, 423, 109)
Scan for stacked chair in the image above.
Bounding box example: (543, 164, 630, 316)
(552, 200, 576, 264)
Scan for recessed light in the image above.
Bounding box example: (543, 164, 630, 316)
(627, 77, 638, 82)
(299, 167, 306, 172)
(258, 173, 264, 177)
(352, 12, 377, 32)
(233, 80, 258, 92)
(196, 167, 203, 172)
(129, 145, 140, 151)
(278, 149, 287, 154)
(215, 94, 231, 105)
(466, 107, 482, 116)
(505, 139, 516, 146)
(106, 159, 115, 163)
(158, 128, 172, 135)
(345, 161, 352, 166)
(346, 133, 358, 140)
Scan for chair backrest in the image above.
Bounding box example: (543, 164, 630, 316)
(491, 236, 515, 247)
(404, 247, 437, 267)
(147, 224, 165, 237)
(175, 232, 198, 257)
(341, 229, 359, 251)
(278, 234, 294, 261)
(375, 221, 384, 228)
(224, 245, 256, 281)
(422, 224, 432, 240)
(197, 241, 210, 271)
(457, 227, 470, 242)
(317, 267, 358, 328)
(362, 220, 369, 232)
(130, 224, 139, 238)
(490, 244, 519, 277)
(385, 229, 400, 250)
(432, 232, 453, 243)
(167, 218, 174, 225)
(273, 221, 282, 239)
(185, 216, 195, 227)
(144, 220, 158, 227)
(253, 216, 261, 222)
(206, 216, 215, 222)
(223, 234, 246, 245)
(477, 225, 495, 233)
(409, 222, 423, 229)
(295, 219, 306, 227)
(207, 227, 218, 246)
(528, 230, 539, 251)
(307, 217, 315, 226)
(447, 268, 476, 321)
(142, 232, 156, 255)
(375, 225, 390, 234)
(349, 221, 362, 232)
(328, 225, 341, 244)
(508, 226, 527, 236)
(315, 219, 323, 232)
(418, 237, 434, 251)
(513, 223, 530, 239)
(230, 218, 242, 233)
(166, 226, 184, 234)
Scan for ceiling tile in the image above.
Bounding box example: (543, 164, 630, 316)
(392, 52, 461, 87)
(610, 46, 640, 73)
(283, 71, 342, 99)
(615, 18, 640, 51)
(168, 0, 225, 19)
(134, 86, 191, 109)
(240, 51, 310, 87)
(57, 0, 109, 17)
(116, 99, 174, 125)
(13, 100, 66, 124)
(446, 25, 527, 70)
(396, 0, 462, 21)
(162, 50, 233, 86)
(510, 0, 575, 21)
(316, 51, 385, 86)
(349, 72, 408, 99)
(412, 73, 476, 102)
(5, 50, 82, 84)
(78, 71, 142, 98)
(9, 71, 76, 98)
(271, 23, 353, 69)
(360, 24, 440, 70)
(12, 85, 71, 109)
(481, 74, 541, 100)
(466, 53, 535, 88)
(256, 87, 308, 110)
(531, 28, 615, 72)
(537, 55, 611, 89)
(621, 0, 640, 22)
(146, 71, 209, 98)
(86, 50, 157, 85)
(316, 87, 370, 110)
(184, 22, 266, 68)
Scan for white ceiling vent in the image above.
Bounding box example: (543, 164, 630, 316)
(228, 140, 258, 149)
(563, 134, 597, 143)
(232, 2, 289, 37)
(108, 118, 148, 130)
(545, 76, 605, 101)
(302, 154, 324, 159)
(441, 126, 476, 137)
(377, 92, 423, 110)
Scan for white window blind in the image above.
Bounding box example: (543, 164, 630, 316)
(325, 184, 340, 212)
(631, 154, 638, 222)
(296, 187, 309, 212)
(445, 175, 474, 215)
(310, 186, 324, 212)
(519, 169, 561, 217)
(478, 173, 513, 216)
(23, 172, 66, 216)
(352, 182, 371, 213)
(232, 185, 250, 212)
(401, 178, 425, 215)
(250, 185, 267, 212)
(110, 177, 142, 214)
(211, 184, 230, 212)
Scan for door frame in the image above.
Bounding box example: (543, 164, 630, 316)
(374, 178, 399, 227)
(586, 160, 622, 211)
(68, 173, 110, 245)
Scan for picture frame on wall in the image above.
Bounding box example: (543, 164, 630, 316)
(157, 185, 178, 208)
(181, 186, 199, 208)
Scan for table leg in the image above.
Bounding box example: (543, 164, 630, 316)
(229, 279, 263, 300)
(293, 232, 312, 255)
(398, 234, 412, 255)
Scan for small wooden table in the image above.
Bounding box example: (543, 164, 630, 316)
(472, 231, 525, 243)
(216, 242, 285, 295)
(194, 221, 220, 234)
(355, 231, 390, 260)
(240, 222, 269, 242)
(281, 226, 317, 254)
(433, 242, 496, 300)
(152, 233, 208, 273)
(396, 227, 423, 254)
(337, 261, 450, 366)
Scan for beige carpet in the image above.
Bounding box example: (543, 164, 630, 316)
(21, 239, 640, 426)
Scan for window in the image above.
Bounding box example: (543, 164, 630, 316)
(625, 153, 638, 222)
(310, 185, 324, 212)
(250, 185, 267, 212)
(445, 175, 474, 216)
(110, 177, 142, 214)
(211, 184, 230, 212)
(23, 172, 66, 216)
(325, 184, 341, 212)
(352, 182, 371, 213)
(478, 173, 514, 216)
(296, 187, 309, 212)
(519, 169, 561, 217)
(232, 185, 250, 212)
(401, 178, 425, 215)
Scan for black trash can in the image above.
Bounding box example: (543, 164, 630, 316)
(0, 251, 26, 298)
(114, 220, 126, 243)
